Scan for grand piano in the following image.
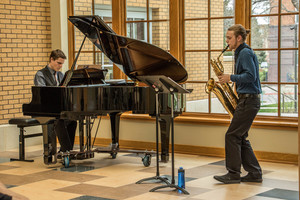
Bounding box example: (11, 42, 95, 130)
(23, 15, 189, 166)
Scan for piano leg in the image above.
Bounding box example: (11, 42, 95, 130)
(79, 119, 84, 152)
(85, 116, 92, 153)
(159, 116, 171, 162)
(109, 112, 122, 158)
(42, 122, 57, 165)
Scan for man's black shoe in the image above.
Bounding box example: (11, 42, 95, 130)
(214, 173, 241, 184)
(241, 173, 262, 183)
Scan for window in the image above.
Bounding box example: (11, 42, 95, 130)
(70, 0, 169, 80)
(184, 0, 235, 114)
(126, 0, 169, 51)
(126, 7, 148, 42)
(68, 0, 298, 122)
(250, 0, 299, 117)
(72, 0, 113, 80)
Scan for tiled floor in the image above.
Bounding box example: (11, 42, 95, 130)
(0, 145, 298, 200)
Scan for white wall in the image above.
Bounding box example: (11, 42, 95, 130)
(0, 125, 42, 152)
(1, 118, 297, 155)
(90, 118, 298, 155)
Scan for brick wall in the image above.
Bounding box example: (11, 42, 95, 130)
(150, 0, 169, 50)
(0, 0, 51, 125)
(185, 0, 226, 101)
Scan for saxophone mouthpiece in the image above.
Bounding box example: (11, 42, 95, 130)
(217, 45, 229, 60)
(222, 45, 229, 53)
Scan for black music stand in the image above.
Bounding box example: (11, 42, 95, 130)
(136, 75, 191, 195)
(135, 80, 170, 185)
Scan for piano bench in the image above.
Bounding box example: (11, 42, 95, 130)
(8, 118, 43, 162)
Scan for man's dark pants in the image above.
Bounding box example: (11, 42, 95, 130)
(55, 119, 77, 152)
(225, 96, 262, 175)
(47, 119, 77, 154)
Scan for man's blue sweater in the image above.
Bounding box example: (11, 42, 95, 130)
(230, 43, 262, 94)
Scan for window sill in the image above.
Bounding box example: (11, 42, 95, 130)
(120, 112, 298, 131)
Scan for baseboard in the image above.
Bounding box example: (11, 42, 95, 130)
(74, 137, 298, 164)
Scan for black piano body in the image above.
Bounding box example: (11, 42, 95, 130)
(23, 84, 184, 164)
(24, 84, 184, 118)
(23, 15, 188, 165)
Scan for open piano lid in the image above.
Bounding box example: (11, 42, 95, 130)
(68, 15, 188, 83)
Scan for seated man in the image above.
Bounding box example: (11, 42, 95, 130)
(34, 49, 77, 159)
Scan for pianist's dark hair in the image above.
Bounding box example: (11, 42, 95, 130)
(228, 24, 250, 42)
(49, 49, 66, 62)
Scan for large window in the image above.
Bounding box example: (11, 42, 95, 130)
(68, 0, 299, 121)
(70, 0, 169, 80)
(126, 0, 170, 50)
(184, 0, 235, 115)
(72, 0, 113, 79)
(250, 0, 299, 117)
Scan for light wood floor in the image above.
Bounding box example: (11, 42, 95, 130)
(0, 145, 298, 200)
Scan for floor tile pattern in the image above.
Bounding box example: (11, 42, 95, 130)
(0, 145, 298, 200)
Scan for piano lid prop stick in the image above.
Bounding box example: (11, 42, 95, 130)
(61, 35, 87, 87)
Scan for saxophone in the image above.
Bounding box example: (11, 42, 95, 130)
(205, 45, 238, 117)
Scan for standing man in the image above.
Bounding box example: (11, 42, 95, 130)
(214, 24, 262, 184)
(34, 49, 77, 159)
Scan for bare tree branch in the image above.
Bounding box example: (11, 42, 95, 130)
(291, 0, 299, 11)
(252, 0, 298, 13)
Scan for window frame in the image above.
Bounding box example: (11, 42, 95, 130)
(67, 0, 299, 129)
(248, 0, 299, 117)
(183, 0, 235, 115)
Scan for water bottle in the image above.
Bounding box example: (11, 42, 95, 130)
(177, 167, 185, 193)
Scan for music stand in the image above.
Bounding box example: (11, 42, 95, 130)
(136, 75, 191, 195)
(135, 77, 171, 186)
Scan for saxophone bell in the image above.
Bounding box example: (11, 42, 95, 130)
(205, 78, 235, 118)
(206, 44, 238, 118)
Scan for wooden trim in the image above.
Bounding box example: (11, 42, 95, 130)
(235, 0, 246, 25)
(74, 137, 298, 164)
(112, 0, 126, 79)
(179, 0, 184, 64)
(146, 0, 150, 43)
(245, 0, 250, 29)
(298, 11, 300, 200)
(251, 12, 298, 18)
(119, 112, 298, 130)
(181, 80, 298, 85)
(67, 0, 74, 69)
(185, 16, 233, 21)
(278, 0, 282, 117)
(169, 0, 180, 61)
(125, 19, 169, 23)
(169, 0, 184, 63)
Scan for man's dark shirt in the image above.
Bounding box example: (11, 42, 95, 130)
(230, 43, 262, 94)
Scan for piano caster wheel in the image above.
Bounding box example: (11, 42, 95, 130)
(142, 154, 151, 167)
(111, 152, 117, 159)
(62, 156, 70, 168)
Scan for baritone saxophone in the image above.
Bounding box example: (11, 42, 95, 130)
(205, 45, 238, 117)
